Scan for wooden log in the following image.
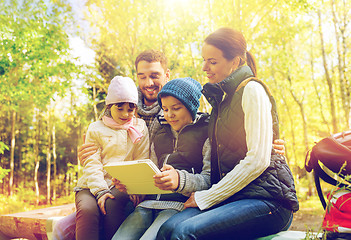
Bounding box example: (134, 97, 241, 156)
(0, 203, 75, 240)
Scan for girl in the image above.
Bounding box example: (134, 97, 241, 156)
(74, 76, 149, 240)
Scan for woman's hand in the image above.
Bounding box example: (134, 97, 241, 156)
(97, 193, 115, 215)
(273, 139, 285, 156)
(153, 164, 179, 191)
(112, 178, 127, 193)
(183, 192, 198, 209)
(78, 143, 98, 166)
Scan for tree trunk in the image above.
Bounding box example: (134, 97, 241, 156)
(34, 110, 41, 205)
(331, 0, 349, 129)
(310, 29, 330, 133)
(9, 110, 16, 196)
(287, 75, 313, 196)
(52, 122, 57, 201)
(318, 9, 338, 133)
(46, 110, 52, 204)
(93, 84, 98, 121)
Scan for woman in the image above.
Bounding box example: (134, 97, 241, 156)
(156, 28, 299, 240)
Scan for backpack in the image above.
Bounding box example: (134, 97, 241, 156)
(305, 131, 351, 237)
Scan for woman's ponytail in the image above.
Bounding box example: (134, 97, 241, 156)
(246, 51, 257, 77)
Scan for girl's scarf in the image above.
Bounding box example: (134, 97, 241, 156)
(102, 116, 143, 144)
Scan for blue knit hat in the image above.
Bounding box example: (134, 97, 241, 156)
(157, 77, 202, 120)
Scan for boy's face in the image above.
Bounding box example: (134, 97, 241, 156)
(161, 96, 192, 131)
(137, 61, 170, 106)
(110, 103, 136, 125)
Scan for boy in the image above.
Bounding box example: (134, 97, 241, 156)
(112, 77, 211, 240)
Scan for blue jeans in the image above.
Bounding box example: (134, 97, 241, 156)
(156, 199, 293, 240)
(53, 212, 76, 240)
(112, 206, 179, 240)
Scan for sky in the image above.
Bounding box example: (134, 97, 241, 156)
(67, 0, 95, 66)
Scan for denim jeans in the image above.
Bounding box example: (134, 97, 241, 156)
(156, 199, 293, 240)
(112, 206, 179, 240)
(52, 212, 76, 240)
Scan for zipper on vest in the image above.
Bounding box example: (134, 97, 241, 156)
(215, 84, 225, 179)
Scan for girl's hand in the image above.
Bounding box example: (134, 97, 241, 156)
(184, 192, 198, 209)
(273, 139, 285, 156)
(112, 178, 127, 193)
(129, 194, 145, 206)
(97, 193, 115, 215)
(153, 164, 179, 190)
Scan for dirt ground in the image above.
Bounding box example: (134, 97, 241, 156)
(289, 209, 324, 232)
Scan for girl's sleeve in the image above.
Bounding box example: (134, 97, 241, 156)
(175, 138, 211, 196)
(83, 124, 110, 197)
(194, 82, 273, 210)
(133, 120, 150, 160)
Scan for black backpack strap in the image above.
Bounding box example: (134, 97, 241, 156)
(313, 159, 351, 209)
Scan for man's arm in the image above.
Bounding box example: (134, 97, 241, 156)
(273, 139, 285, 156)
(77, 134, 99, 166)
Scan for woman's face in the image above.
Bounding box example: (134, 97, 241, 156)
(202, 43, 238, 84)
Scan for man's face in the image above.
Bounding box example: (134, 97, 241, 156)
(137, 61, 170, 106)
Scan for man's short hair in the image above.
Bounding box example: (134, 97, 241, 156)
(135, 50, 168, 72)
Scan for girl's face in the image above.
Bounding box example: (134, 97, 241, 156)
(161, 96, 193, 131)
(110, 103, 136, 124)
(202, 43, 238, 84)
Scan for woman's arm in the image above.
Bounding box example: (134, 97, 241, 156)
(195, 82, 273, 210)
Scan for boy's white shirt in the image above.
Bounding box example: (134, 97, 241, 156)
(195, 81, 273, 210)
(75, 117, 149, 197)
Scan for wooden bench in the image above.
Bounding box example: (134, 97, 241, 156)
(256, 230, 322, 239)
(0, 203, 75, 240)
(0, 204, 321, 240)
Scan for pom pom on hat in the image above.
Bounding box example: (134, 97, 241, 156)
(105, 76, 138, 105)
(157, 77, 202, 120)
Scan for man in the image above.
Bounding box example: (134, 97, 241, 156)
(135, 49, 170, 126)
(53, 50, 170, 240)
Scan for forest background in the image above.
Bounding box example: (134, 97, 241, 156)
(0, 0, 350, 218)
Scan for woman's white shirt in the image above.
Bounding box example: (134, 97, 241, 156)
(195, 81, 273, 210)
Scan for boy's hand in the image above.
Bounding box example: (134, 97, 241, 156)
(273, 139, 285, 156)
(183, 192, 198, 209)
(98, 193, 115, 215)
(129, 194, 145, 206)
(112, 178, 127, 193)
(153, 164, 179, 191)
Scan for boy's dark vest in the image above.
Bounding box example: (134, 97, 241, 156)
(153, 113, 209, 174)
(147, 113, 209, 202)
(202, 66, 299, 212)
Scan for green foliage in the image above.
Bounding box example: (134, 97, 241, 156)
(0, 141, 9, 154)
(0, 167, 10, 183)
(0, 0, 78, 110)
